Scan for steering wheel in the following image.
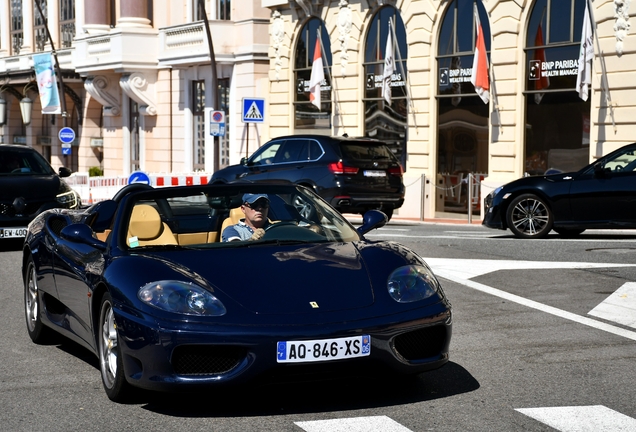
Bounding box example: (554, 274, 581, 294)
(265, 221, 298, 231)
(615, 165, 624, 172)
(11, 168, 22, 173)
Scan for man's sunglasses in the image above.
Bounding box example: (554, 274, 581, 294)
(244, 200, 269, 210)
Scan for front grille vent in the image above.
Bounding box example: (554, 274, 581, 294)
(393, 326, 447, 361)
(172, 345, 246, 376)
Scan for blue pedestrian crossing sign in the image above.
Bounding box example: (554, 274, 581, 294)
(128, 171, 151, 185)
(242, 98, 265, 123)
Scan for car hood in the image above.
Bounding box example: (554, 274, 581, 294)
(0, 174, 63, 200)
(503, 171, 578, 190)
(142, 242, 374, 315)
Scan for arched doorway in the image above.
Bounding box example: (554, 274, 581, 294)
(436, 0, 490, 218)
(524, 0, 591, 175)
(362, 6, 408, 168)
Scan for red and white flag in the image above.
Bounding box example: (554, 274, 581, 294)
(382, 29, 395, 105)
(470, 4, 490, 104)
(533, 20, 550, 104)
(309, 36, 324, 110)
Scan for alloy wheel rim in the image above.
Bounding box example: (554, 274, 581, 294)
(100, 302, 118, 388)
(511, 198, 549, 235)
(25, 265, 38, 332)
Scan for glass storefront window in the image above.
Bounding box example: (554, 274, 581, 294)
(524, 0, 590, 176)
(362, 6, 408, 168)
(293, 18, 331, 129)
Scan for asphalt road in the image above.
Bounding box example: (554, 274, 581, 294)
(1, 223, 635, 431)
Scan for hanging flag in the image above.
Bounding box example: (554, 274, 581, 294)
(576, 1, 594, 101)
(533, 19, 550, 104)
(470, 4, 490, 104)
(33, 53, 61, 114)
(309, 34, 325, 110)
(382, 26, 395, 105)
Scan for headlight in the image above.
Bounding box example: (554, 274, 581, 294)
(56, 190, 79, 208)
(387, 265, 441, 303)
(138, 280, 226, 316)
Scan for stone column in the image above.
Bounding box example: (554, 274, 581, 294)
(0, 1, 11, 54)
(47, 0, 59, 49)
(83, 0, 109, 34)
(118, 0, 151, 28)
(21, 0, 34, 52)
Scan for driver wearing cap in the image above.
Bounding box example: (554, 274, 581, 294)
(222, 193, 271, 242)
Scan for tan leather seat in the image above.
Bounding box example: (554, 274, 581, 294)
(220, 207, 244, 239)
(127, 204, 178, 247)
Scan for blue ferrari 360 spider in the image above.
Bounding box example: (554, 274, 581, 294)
(22, 182, 452, 402)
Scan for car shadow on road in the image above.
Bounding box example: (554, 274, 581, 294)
(140, 361, 479, 417)
(0, 239, 25, 252)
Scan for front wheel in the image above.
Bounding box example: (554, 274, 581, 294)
(506, 194, 553, 239)
(98, 292, 132, 402)
(24, 256, 54, 344)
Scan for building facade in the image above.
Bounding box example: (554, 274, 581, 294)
(0, 0, 634, 221)
(0, 0, 270, 178)
(260, 0, 634, 219)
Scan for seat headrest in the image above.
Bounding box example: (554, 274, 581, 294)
(129, 204, 163, 240)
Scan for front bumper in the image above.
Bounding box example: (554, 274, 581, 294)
(114, 304, 452, 392)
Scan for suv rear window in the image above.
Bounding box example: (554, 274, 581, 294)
(339, 143, 397, 161)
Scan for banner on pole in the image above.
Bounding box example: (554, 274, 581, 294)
(33, 53, 61, 114)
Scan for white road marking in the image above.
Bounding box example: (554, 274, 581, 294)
(423, 258, 636, 342)
(295, 416, 413, 432)
(369, 232, 636, 242)
(589, 282, 636, 329)
(516, 405, 636, 431)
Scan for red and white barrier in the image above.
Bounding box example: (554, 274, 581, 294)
(67, 172, 212, 205)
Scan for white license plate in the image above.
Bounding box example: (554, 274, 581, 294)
(363, 170, 386, 177)
(276, 335, 371, 363)
(0, 227, 27, 238)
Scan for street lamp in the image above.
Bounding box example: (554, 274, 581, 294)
(20, 96, 33, 125)
(0, 98, 6, 125)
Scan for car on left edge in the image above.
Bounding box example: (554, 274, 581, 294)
(22, 181, 452, 402)
(0, 144, 80, 240)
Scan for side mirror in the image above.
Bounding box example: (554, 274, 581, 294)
(357, 210, 388, 235)
(240, 157, 248, 166)
(593, 162, 608, 177)
(60, 223, 107, 251)
(58, 166, 72, 177)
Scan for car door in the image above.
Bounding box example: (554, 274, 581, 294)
(568, 148, 636, 225)
(267, 139, 310, 182)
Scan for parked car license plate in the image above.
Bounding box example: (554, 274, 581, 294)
(363, 170, 386, 177)
(0, 227, 27, 238)
(277, 335, 371, 363)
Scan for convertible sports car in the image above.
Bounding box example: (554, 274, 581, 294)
(483, 143, 636, 238)
(23, 182, 452, 402)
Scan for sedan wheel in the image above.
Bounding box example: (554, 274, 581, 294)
(98, 292, 132, 402)
(506, 194, 553, 239)
(24, 257, 53, 344)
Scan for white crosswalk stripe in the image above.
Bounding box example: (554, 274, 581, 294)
(295, 416, 413, 432)
(516, 405, 636, 431)
(589, 282, 636, 329)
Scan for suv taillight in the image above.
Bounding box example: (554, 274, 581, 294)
(328, 161, 359, 175)
(388, 166, 403, 176)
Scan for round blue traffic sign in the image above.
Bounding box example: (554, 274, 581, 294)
(58, 127, 76, 144)
(128, 171, 151, 185)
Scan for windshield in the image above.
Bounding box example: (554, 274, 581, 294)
(0, 148, 56, 175)
(123, 185, 360, 250)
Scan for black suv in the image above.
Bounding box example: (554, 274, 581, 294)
(0, 144, 80, 240)
(210, 135, 405, 219)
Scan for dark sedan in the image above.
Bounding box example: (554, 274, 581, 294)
(1, 144, 80, 240)
(483, 143, 636, 238)
(23, 182, 452, 402)
(210, 135, 405, 220)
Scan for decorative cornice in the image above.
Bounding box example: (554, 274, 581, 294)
(119, 72, 157, 116)
(84, 75, 121, 116)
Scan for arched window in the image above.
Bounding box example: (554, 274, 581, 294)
(436, 0, 490, 217)
(362, 6, 408, 168)
(293, 18, 332, 130)
(524, 0, 590, 175)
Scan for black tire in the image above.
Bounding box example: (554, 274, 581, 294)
(98, 292, 133, 402)
(24, 256, 54, 344)
(554, 227, 585, 237)
(506, 194, 553, 239)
